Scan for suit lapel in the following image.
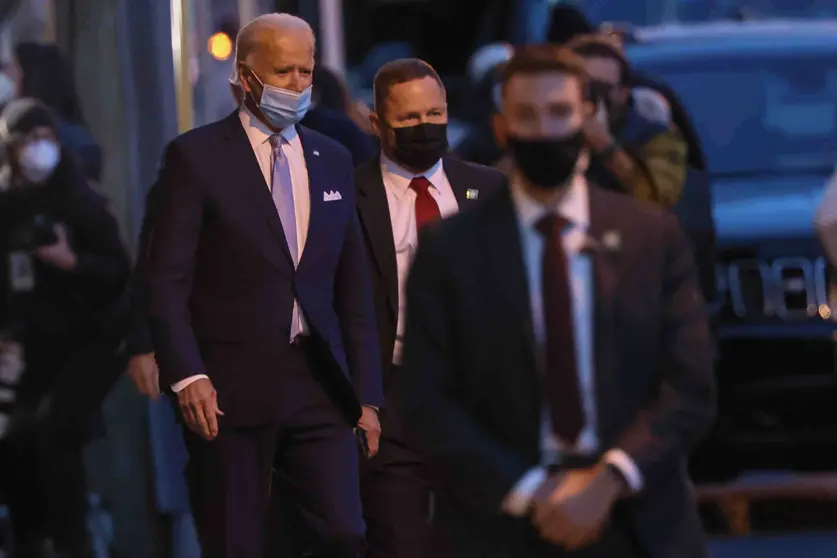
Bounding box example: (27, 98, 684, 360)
(586, 186, 623, 440)
(444, 156, 482, 209)
(297, 126, 325, 272)
(221, 112, 292, 269)
(482, 191, 540, 384)
(355, 158, 399, 320)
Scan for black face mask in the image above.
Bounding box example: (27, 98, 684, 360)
(388, 122, 449, 171)
(507, 132, 585, 190)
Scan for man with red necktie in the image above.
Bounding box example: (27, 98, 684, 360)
(354, 58, 506, 558)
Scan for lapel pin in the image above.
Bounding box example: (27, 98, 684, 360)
(312, 150, 320, 156)
(602, 230, 621, 251)
(465, 188, 479, 200)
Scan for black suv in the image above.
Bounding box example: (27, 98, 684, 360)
(626, 20, 837, 477)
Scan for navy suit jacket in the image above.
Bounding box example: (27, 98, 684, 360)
(302, 105, 377, 168)
(144, 111, 382, 426)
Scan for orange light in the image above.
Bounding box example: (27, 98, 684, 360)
(208, 32, 232, 61)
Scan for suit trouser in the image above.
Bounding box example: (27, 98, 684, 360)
(359, 377, 432, 558)
(183, 342, 366, 558)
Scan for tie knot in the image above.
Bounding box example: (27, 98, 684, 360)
(409, 176, 432, 195)
(269, 134, 284, 150)
(535, 213, 569, 237)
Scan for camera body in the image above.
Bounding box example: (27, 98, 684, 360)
(7, 214, 57, 251)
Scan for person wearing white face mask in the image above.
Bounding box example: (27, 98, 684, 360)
(0, 97, 131, 558)
(1, 99, 62, 186)
(16, 135, 60, 183)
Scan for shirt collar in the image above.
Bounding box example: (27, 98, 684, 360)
(239, 105, 300, 151)
(380, 153, 445, 200)
(510, 170, 590, 232)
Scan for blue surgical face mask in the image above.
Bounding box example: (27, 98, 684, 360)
(249, 69, 311, 129)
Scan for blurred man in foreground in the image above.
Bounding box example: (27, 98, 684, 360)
(398, 45, 715, 558)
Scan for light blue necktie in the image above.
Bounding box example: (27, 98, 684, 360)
(270, 134, 301, 340)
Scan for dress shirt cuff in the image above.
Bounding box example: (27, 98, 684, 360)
(363, 405, 379, 412)
(501, 467, 547, 517)
(603, 449, 644, 493)
(171, 374, 209, 393)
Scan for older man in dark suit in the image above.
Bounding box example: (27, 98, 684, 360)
(144, 13, 382, 558)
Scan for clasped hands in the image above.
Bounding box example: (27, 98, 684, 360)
(529, 463, 626, 550)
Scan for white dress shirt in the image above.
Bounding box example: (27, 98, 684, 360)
(501, 172, 643, 517)
(380, 155, 459, 364)
(171, 107, 311, 392)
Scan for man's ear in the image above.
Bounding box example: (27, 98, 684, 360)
(237, 64, 252, 95)
(491, 112, 508, 149)
(369, 112, 383, 139)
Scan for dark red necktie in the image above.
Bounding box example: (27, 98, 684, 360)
(409, 176, 442, 230)
(535, 213, 585, 445)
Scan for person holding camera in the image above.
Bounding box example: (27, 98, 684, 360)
(0, 98, 130, 558)
(566, 35, 688, 208)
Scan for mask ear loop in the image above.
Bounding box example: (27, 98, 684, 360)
(238, 64, 268, 105)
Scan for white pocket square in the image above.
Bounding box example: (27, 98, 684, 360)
(324, 190, 342, 202)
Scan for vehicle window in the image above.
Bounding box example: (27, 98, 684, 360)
(633, 55, 837, 175)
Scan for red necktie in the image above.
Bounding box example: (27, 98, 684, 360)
(535, 213, 585, 445)
(409, 176, 442, 230)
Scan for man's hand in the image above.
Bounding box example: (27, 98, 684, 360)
(127, 353, 160, 400)
(357, 406, 381, 457)
(582, 116, 614, 154)
(177, 377, 223, 441)
(531, 464, 623, 550)
(36, 224, 77, 270)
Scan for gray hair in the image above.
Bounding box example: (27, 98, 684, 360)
(229, 13, 315, 87)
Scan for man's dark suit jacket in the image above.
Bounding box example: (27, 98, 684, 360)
(355, 155, 506, 388)
(398, 184, 716, 558)
(143, 112, 382, 426)
(125, 180, 160, 358)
